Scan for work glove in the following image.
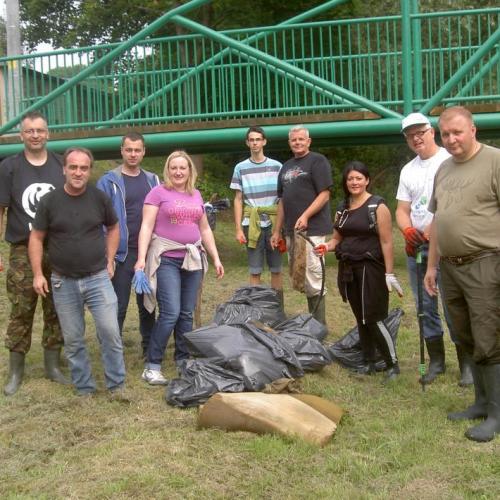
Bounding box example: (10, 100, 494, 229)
(403, 227, 426, 246)
(385, 273, 403, 296)
(314, 243, 328, 257)
(277, 238, 287, 253)
(405, 242, 416, 258)
(132, 270, 152, 294)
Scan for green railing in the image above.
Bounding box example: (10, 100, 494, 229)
(0, 2, 499, 134)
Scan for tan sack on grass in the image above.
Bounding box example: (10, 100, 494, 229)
(290, 394, 344, 425)
(197, 392, 338, 446)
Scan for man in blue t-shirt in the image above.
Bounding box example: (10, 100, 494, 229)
(230, 126, 283, 305)
(97, 132, 159, 357)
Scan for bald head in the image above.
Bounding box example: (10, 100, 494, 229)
(438, 106, 478, 162)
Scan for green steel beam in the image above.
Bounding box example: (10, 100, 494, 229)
(0, 0, 212, 135)
(401, 0, 413, 115)
(113, 0, 350, 121)
(3, 113, 500, 158)
(420, 26, 500, 114)
(453, 51, 500, 99)
(410, 0, 423, 101)
(172, 15, 402, 119)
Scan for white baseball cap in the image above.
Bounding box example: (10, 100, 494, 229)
(401, 112, 431, 132)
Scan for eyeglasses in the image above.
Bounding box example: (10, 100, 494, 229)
(404, 128, 431, 141)
(22, 128, 48, 135)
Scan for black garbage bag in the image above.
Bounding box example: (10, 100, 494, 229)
(166, 358, 245, 408)
(184, 323, 300, 390)
(274, 313, 329, 342)
(240, 321, 304, 378)
(326, 308, 404, 371)
(213, 285, 286, 327)
(277, 329, 332, 372)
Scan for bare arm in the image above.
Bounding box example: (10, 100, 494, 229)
(199, 213, 224, 278)
(28, 229, 48, 297)
(105, 223, 120, 278)
(134, 204, 159, 271)
(295, 189, 331, 231)
(424, 219, 439, 296)
(233, 190, 246, 244)
(395, 200, 412, 233)
(377, 204, 395, 274)
(270, 199, 284, 248)
(0, 206, 4, 271)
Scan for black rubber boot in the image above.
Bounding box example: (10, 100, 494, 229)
(448, 361, 487, 421)
(383, 364, 400, 383)
(420, 337, 446, 384)
(465, 364, 500, 442)
(44, 348, 70, 385)
(4, 351, 25, 396)
(456, 345, 474, 387)
(307, 295, 326, 325)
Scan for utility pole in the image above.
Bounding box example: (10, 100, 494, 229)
(4, 0, 22, 122)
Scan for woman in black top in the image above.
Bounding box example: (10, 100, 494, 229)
(316, 161, 403, 382)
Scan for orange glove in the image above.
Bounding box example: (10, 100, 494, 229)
(277, 238, 287, 253)
(314, 243, 328, 257)
(403, 227, 426, 246)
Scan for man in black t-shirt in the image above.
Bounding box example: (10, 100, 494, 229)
(0, 111, 68, 396)
(271, 125, 333, 325)
(29, 147, 127, 399)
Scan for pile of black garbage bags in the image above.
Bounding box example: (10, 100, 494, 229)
(166, 286, 403, 407)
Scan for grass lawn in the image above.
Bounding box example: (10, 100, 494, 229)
(0, 211, 498, 499)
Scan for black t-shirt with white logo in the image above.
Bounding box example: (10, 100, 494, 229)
(0, 151, 64, 244)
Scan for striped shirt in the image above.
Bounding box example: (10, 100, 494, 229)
(230, 157, 282, 226)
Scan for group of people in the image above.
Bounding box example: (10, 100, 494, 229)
(0, 106, 498, 442)
(0, 115, 223, 399)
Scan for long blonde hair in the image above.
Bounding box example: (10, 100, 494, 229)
(163, 150, 198, 194)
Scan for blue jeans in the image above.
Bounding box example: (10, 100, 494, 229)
(51, 269, 126, 394)
(112, 248, 155, 353)
(407, 249, 457, 343)
(146, 257, 202, 370)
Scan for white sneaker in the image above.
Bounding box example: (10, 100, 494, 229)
(141, 369, 168, 386)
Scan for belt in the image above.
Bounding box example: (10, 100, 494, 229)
(441, 249, 500, 266)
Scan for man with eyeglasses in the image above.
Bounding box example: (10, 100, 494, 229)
(0, 111, 68, 395)
(230, 126, 283, 306)
(396, 112, 471, 387)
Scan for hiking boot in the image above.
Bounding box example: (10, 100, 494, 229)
(465, 364, 500, 442)
(44, 348, 70, 385)
(448, 361, 487, 421)
(382, 364, 400, 384)
(351, 362, 376, 376)
(142, 369, 168, 386)
(455, 345, 474, 387)
(420, 337, 445, 384)
(4, 351, 25, 396)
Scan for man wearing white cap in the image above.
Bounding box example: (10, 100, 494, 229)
(396, 112, 472, 386)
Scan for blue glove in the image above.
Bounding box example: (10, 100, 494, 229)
(132, 270, 152, 294)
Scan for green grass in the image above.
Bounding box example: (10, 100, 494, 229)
(0, 211, 498, 499)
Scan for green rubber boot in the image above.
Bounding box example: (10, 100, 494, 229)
(420, 337, 446, 384)
(4, 351, 25, 396)
(465, 364, 500, 442)
(44, 348, 70, 385)
(307, 295, 326, 326)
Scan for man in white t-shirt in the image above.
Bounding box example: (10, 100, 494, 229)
(396, 112, 472, 386)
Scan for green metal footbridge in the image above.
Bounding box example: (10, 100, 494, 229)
(0, 0, 499, 158)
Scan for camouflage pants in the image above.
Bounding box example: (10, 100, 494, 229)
(5, 243, 63, 354)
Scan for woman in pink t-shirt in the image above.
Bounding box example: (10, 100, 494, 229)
(135, 151, 224, 385)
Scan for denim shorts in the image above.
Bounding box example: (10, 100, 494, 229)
(243, 225, 282, 275)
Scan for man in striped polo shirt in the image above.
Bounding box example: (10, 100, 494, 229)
(230, 126, 283, 306)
